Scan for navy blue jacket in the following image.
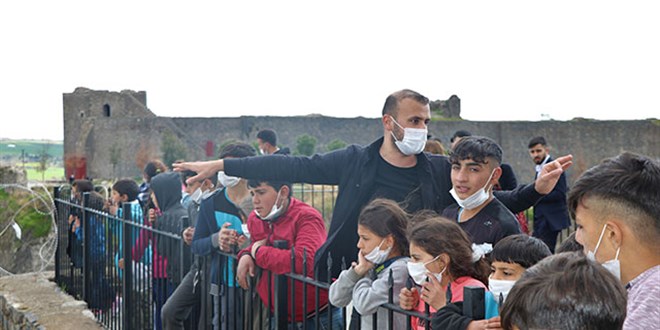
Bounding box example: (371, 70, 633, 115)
(533, 157, 571, 232)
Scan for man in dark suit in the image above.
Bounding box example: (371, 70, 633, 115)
(528, 136, 571, 252)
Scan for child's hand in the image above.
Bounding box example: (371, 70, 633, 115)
(148, 209, 157, 223)
(218, 222, 239, 251)
(352, 250, 374, 277)
(399, 287, 420, 310)
(183, 227, 195, 245)
(420, 272, 447, 310)
(118, 258, 124, 270)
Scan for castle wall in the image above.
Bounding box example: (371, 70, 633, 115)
(63, 89, 659, 184)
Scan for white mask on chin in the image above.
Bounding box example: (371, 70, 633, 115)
(363, 239, 392, 265)
(449, 169, 496, 210)
(255, 189, 285, 221)
(390, 118, 427, 156)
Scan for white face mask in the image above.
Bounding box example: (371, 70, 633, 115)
(488, 276, 516, 303)
(259, 148, 266, 155)
(190, 187, 204, 204)
(364, 239, 392, 265)
(255, 189, 285, 221)
(390, 118, 427, 156)
(217, 171, 241, 188)
(449, 169, 495, 210)
(407, 255, 445, 285)
(586, 224, 621, 280)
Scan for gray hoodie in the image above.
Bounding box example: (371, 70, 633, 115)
(329, 257, 410, 329)
(151, 172, 188, 283)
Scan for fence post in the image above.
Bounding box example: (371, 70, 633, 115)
(82, 192, 91, 304)
(273, 240, 289, 330)
(54, 186, 61, 283)
(121, 202, 133, 330)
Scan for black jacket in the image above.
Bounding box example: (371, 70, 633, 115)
(225, 137, 543, 279)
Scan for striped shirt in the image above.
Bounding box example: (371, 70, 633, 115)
(624, 265, 660, 329)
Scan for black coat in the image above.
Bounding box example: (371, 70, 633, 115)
(225, 137, 543, 280)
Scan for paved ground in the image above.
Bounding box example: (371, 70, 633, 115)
(0, 271, 102, 329)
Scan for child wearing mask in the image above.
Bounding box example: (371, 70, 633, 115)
(432, 234, 551, 329)
(329, 198, 411, 329)
(399, 215, 495, 330)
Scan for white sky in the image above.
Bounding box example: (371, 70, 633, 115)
(1, 1, 658, 141)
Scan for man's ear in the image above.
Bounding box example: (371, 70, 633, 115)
(382, 114, 394, 132)
(491, 166, 503, 185)
(605, 220, 623, 248)
(280, 184, 291, 198)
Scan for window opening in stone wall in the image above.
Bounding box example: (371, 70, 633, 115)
(103, 104, 111, 117)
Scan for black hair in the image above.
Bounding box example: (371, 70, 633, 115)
(112, 178, 140, 202)
(381, 89, 429, 116)
(246, 179, 293, 198)
(358, 198, 410, 256)
(143, 159, 168, 182)
(449, 135, 503, 166)
(180, 170, 197, 188)
(490, 234, 551, 269)
(73, 179, 94, 193)
(219, 142, 257, 159)
(567, 152, 660, 248)
(501, 252, 627, 330)
(527, 136, 547, 149)
(450, 130, 472, 143)
(257, 129, 278, 147)
(556, 232, 584, 254)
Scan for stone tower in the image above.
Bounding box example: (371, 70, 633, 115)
(63, 87, 205, 179)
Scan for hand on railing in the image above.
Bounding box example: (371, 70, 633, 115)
(183, 227, 195, 246)
(420, 273, 446, 310)
(118, 258, 124, 270)
(399, 286, 420, 310)
(237, 254, 256, 290)
(218, 222, 247, 252)
(71, 217, 81, 233)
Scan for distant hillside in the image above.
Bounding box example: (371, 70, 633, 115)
(0, 139, 63, 161)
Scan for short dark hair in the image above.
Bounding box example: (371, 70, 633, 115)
(358, 198, 410, 256)
(556, 231, 584, 253)
(527, 136, 547, 148)
(112, 178, 140, 202)
(143, 159, 168, 182)
(73, 179, 94, 193)
(490, 234, 551, 269)
(247, 179, 292, 198)
(381, 89, 430, 116)
(449, 135, 503, 166)
(567, 152, 660, 249)
(450, 130, 472, 143)
(501, 252, 627, 330)
(219, 142, 257, 159)
(257, 129, 278, 147)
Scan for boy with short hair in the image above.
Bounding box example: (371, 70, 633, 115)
(500, 252, 627, 330)
(569, 152, 660, 329)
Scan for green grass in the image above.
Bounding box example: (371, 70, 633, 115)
(0, 139, 63, 158)
(0, 188, 52, 239)
(24, 163, 65, 181)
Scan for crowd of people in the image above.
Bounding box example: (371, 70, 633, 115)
(65, 89, 658, 330)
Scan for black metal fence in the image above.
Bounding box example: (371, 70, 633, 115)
(53, 184, 437, 330)
(53, 182, 575, 330)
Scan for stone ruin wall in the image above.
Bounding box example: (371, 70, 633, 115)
(63, 88, 660, 184)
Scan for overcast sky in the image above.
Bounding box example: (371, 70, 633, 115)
(1, 1, 658, 141)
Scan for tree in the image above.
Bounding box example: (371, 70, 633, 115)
(295, 134, 317, 156)
(161, 131, 187, 167)
(326, 139, 347, 151)
(36, 143, 51, 182)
